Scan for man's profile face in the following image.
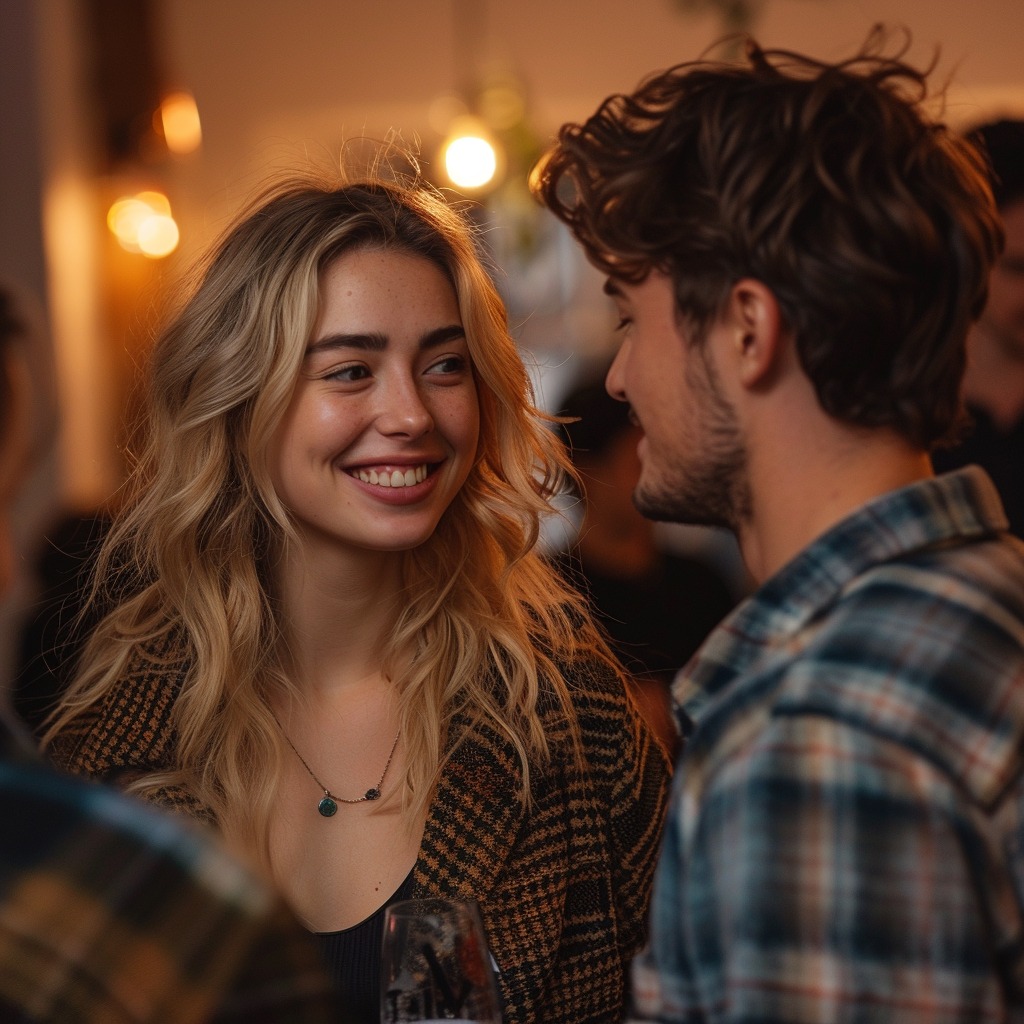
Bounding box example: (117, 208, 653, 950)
(981, 199, 1024, 359)
(604, 271, 748, 528)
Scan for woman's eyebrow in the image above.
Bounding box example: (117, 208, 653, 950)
(420, 324, 466, 349)
(306, 331, 388, 355)
(306, 324, 465, 356)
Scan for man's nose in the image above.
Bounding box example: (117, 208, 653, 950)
(606, 340, 631, 403)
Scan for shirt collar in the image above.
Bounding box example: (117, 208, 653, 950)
(676, 467, 1009, 724)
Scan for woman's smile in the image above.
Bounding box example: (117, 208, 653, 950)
(343, 459, 444, 504)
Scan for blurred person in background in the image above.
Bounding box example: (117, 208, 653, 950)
(536, 34, 1024, 1023)
(0, 288, 335, 1024)
(933, 119, 1024, 536)
(43, 179, 668, 1024)
(12, 512, 110, 734)
(554, 377, 734, 753)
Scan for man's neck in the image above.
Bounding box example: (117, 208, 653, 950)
(737, 419, 932, 586)
(962, 321, 1024, 432)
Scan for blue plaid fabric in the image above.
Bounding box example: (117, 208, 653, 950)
(630, 467, 1024, 1023)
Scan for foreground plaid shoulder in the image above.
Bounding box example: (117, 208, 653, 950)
(0, 736, 334, 1024)
(633, 469, 1024, 1023)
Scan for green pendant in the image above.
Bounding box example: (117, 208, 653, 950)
(318, 795, 338, 817)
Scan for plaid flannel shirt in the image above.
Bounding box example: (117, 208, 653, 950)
(631, 467, 1024, 1024)
(0, 717, 335, 1024)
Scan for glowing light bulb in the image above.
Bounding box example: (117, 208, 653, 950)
(138, 215, 179, 257)
(160, 92, 202, 154)
(444, 135, 497, 189)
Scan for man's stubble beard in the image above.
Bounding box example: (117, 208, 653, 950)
(632, 345, 751, 531)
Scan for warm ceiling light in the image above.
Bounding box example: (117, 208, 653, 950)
(444, 135, 497, 189)
(107, 192, 178, 257)
(160, 92, 202, 154)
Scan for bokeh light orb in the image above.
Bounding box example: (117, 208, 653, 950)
(138, 215, 180, 258)
(107, 192, 178, 257)
(444, 136, 497, 189)
(160, 92, 202, 154)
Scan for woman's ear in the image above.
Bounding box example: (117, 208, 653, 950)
(726, 279, 787, 390)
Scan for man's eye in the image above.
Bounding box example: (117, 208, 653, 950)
(327, 364, 371, 382)
(427, 355, 467, 375)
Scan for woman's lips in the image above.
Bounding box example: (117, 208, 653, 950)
(343, 461, 442, 503)
(351, 463, 429, 488)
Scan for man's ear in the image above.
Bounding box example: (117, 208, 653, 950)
(725, 279, 787, 390)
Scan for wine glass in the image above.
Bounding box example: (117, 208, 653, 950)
(380, 899, 502, 1023)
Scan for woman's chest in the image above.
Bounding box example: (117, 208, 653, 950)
(266, 758, 425, 932)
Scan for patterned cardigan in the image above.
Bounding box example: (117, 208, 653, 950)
(50, 634, 670, 1024)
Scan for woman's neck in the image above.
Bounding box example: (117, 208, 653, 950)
(276, 531, 406, 696)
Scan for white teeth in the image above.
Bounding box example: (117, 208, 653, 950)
(354, 464, 430, 487)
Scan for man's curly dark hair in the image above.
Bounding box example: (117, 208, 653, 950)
(532, 30, 1003, 449)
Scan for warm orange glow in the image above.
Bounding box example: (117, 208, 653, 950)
(138, 215, 179, 257)
(160, 91, 202, 154)
(107, 192, 178, 257)
(135, 190, 170, 215)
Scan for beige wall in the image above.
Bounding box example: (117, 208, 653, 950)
(31, 0, 1024, 512)
(155, 0, 1024, 261)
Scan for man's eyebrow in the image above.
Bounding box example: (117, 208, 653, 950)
(305, 324, 465, 357)
(603, 278, 623, 298)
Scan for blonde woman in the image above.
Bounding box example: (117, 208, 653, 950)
(46, 180, 669, 1024)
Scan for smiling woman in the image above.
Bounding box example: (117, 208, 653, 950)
(270, 250, 480, 552)
(42, 178, 668, 1024)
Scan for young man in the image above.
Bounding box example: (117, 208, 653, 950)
(535, 40, 1024, 1022)
(0, 289, 336, 1023)
(934, 119, 1024, 537)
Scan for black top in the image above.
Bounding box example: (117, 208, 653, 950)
(554, 551, 735, 679)
(314, 868, 416, 1024)
(932, 404, 1024, 538)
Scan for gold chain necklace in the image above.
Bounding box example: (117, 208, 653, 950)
(272, 711, 401, 818)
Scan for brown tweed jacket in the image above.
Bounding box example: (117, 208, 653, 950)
(50, 635, 670, 1024)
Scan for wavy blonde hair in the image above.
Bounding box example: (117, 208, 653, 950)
(45, 177, 619, 861)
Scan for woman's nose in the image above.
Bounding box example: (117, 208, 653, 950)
(375, 373, 434, 438)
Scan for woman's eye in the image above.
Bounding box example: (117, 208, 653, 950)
(326, 364, 371, 383)
(426, 355, 467, 375)
(615, 317, 632, 332)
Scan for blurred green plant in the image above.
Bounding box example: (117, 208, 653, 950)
(672, 0, 765, 35)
